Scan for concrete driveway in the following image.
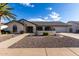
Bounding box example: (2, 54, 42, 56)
(58, 33, 79, 39)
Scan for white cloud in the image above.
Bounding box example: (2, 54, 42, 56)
(53, 17, 61, 21)
(47, 7, 53, 11)
(21, 3, 35, 7)
(28, 18, 45, 21)
(33, 12, 61, 21)
(38, 12, 61, 21)
(49, 12, 60, 18)
(49, 12, 61, 21)
(44, 17, 49, 20)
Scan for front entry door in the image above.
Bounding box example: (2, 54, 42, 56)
(26, 26, 33, 33)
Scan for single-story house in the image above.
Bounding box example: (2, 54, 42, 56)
(4, 19, 76, 35)
(67, 21, 79, 33)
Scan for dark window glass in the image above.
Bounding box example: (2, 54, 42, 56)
(36, 26, 43, 31)
(27, 26, 33, 33)
(13, 25, 17, 32)
(45, 26, 52, 31)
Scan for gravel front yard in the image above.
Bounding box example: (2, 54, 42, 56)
(0, 34, 18, 42)
(9, 35, 79, 48)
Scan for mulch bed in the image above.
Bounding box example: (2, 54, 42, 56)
(9, 35, 79, 48)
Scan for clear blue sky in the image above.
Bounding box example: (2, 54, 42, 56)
(6, 3, 79, 22)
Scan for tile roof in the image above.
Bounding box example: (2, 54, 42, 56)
(5, 19, 70, 26)
(19, 19, 69, 26)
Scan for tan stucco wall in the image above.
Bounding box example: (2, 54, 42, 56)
(7, 22, 24, 33)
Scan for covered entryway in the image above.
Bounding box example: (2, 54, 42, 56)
(26, 26, 33, 33)
(69, 28, 73, 33)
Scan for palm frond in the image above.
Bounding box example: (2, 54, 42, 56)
(0, 3, 16, 22)
(7, 15, 16, 20)
(6, 8, 14, 10)
(0, 3, 8, 9)
(5, 16, 13, 21)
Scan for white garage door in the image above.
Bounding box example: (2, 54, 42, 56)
(55, 27, 67, 33)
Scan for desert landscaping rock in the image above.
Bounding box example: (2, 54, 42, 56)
(9, 35, 79, 48)
(0, 34, 18, 42)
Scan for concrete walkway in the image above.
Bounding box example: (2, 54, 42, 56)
(58, 33, 79, 39)
(0, 48, 79, 56)
(0, 34, 29, 48)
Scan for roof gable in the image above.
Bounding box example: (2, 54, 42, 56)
(19, 19, 37, 25)
(5, 20, 24, 26)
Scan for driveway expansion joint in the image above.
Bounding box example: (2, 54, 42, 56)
(45, 48, 48, 56)
(67, 48, 79, 56)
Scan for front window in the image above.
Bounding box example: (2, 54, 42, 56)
(45, 26, 52, 31)
(36, 26, 43, 31)
(13, 25, 17, 33)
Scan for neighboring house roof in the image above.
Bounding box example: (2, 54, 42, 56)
(68, 21, 79, 25)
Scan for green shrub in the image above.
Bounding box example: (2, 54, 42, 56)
(43, 32, 48, 36)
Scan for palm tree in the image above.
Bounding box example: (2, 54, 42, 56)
(0, 3, 8, 9)
(0, 3, 16, 34)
